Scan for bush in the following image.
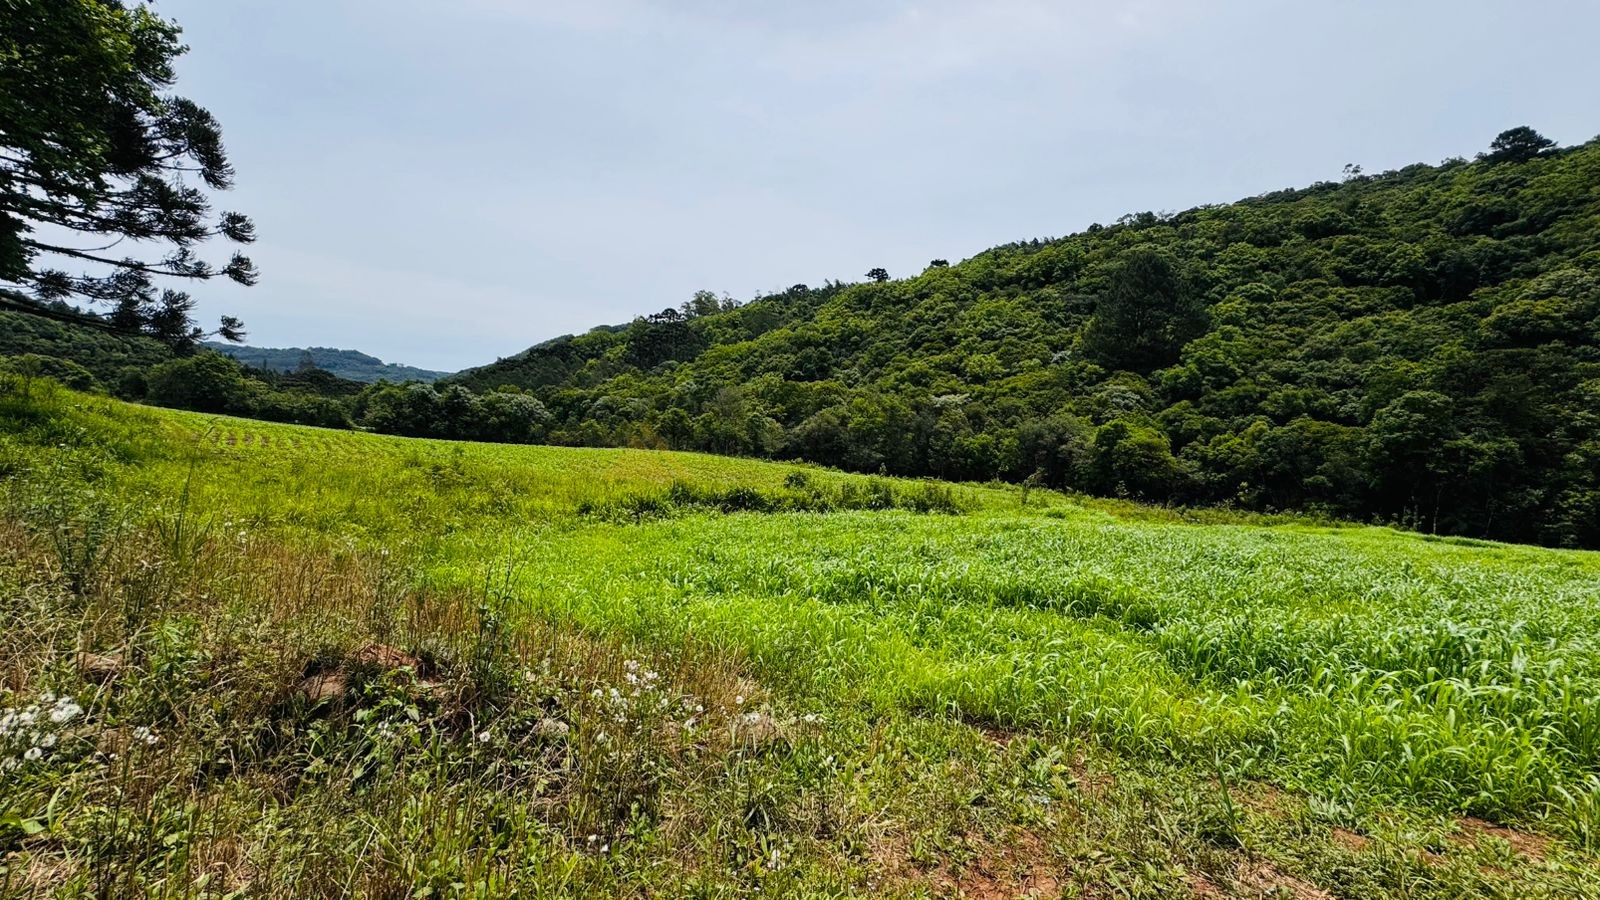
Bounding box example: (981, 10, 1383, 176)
(145, 352, 254, 414)
(0, 354, 101, 393)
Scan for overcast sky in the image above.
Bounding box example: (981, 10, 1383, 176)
(150, 0, 1600, 372)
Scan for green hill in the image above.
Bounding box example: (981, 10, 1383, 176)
(2, 382, 1598, 895)
(450, 130, 1600, 549)
(0, 307, 171, 385)
(204, 342, 449, 383)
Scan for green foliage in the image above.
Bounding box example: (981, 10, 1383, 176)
(1482, 126, 1557, 164)
(2, 390, 1600, 894)
(1081, 248, 1207, 374)
(145, 353, 253, 414)
(0, 308, 170, 383)
(0, 354, 100, 392)
(440, 133, 1600, 548)
(576, 475, 964, 521)
(0, 0, 256, 346)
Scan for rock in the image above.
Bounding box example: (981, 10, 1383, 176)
(534, 717, 570, 738)
(77, 651, 123, 683)
(294, 645, 425, 708)
(296, 672, 348, 705)
(353, 644, 421, 671)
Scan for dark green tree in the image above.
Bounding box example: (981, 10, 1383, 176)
(1481, 126, 1555, 164)
(1082, 249, 1207, 374)
(866, 267, 889, 283)
(0, 0, 256, 347)
(144, 352, 253, 413)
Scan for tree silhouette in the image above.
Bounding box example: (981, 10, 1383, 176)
(1481, 126, 1555, 164)
(0, 0, 256, 347)
(866, 268, 890, 283)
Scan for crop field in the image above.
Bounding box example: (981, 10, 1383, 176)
(3, 381, 1600, 897)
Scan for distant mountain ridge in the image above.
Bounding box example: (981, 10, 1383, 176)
(205, 342, 449, 383)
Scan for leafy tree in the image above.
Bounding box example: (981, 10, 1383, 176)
(0, 0, 256, 347)
(1092, 419, 1185, 498)
(866, 268, 889, 283)
(627, 308, 701, 368)
(681, 289, 723, 318)
(1081, 249, 1207, 374)
(656, 407, 693, 449)
(1014, 415, 1095, 488)
(145, 352, 253, 413)
(1480, 126, 1555, 164)
(0, 353, 100, 392)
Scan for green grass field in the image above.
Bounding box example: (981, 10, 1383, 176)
(4, 380, 1600, 897)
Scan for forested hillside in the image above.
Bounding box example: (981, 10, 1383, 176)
(0, 308, 170, 384)
(202, 342, 449, 383)
(448, 130, 1600, 548)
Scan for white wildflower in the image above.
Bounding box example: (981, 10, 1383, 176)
(23, 746, 42, 761)
(477, 730, 492, 744)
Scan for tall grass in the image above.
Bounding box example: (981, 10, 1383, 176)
(3, 382, 1599, 895)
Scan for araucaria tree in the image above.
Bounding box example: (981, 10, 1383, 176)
(0, 0, 256, 348)
(1081, 248, 1207, 374)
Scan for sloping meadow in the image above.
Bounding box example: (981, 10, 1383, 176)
(3, 382, 1599, 896)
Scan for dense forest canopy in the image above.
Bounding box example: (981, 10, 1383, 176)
(7, 128, 1599, 549)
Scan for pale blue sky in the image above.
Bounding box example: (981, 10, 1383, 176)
(153, 0, 1600, 371)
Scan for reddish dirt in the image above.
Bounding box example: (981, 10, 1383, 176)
(77, 650, 124, 683)
(353, 643, 422, 670)
(1331, 827, 1371, 853)
(296, 671, 347, 703)
(1190, 857, 1333, 900)
(1234, 858, 1334, 900)
(980, 726, 1016, 748)
(949, 831, 1062, 899)
(1454, 817, 1552, 860)
(874, 828, 1065, 899)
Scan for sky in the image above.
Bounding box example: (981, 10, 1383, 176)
(143, 0, 1600, 372)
